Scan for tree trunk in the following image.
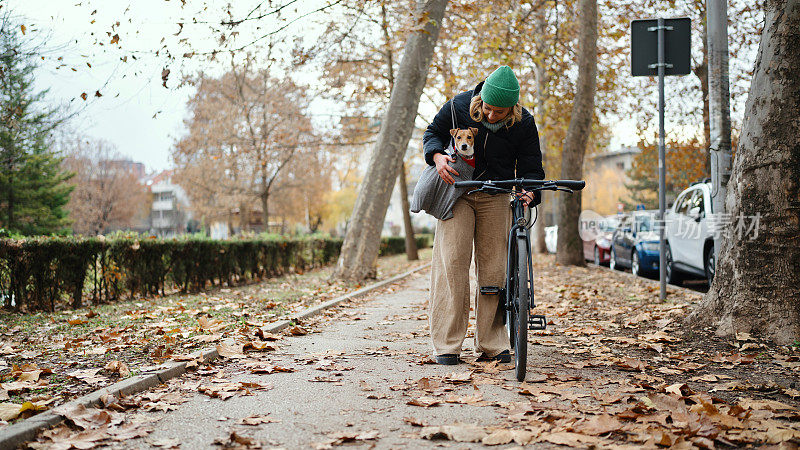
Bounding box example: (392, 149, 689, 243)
(687, 0, 800, 344)
(381, 1, 417, 261)
(398, 161, 419, 260)
(260, 192, 269, 233)
(333, 0, 448, 280)
(556, 0, 597, 266)
(696, 25, 712, 175)
(533, 64, 548, 254)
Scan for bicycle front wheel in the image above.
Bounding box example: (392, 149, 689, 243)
(514, 236, 529, 381)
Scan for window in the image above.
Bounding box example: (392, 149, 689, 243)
(686, 190, 703, 218)
(635, 214, 653, 232)
(673, 193, 688, 215)
(616, 162, 625, 171)
(694, 190, 705, 217)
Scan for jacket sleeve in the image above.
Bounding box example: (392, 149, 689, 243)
(517, 117, 545, 180)
(423, 100, 454, 166)
(517, 117, 546, 205)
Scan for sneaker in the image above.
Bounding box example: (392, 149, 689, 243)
(476, 350, 511, 363)
(435, 354, 460, 365)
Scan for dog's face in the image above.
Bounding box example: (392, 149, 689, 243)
(449, 127, 478, 158)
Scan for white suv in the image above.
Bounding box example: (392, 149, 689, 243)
(664, 180, 715, 285)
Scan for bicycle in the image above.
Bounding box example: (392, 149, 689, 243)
(453, 178, 585, 381)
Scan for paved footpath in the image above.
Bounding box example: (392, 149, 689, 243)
(122, 268, 543, 449)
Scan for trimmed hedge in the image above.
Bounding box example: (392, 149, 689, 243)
(0, 234, 432, 312)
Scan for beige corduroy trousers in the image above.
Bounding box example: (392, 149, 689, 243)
(429, 191, 511, 357)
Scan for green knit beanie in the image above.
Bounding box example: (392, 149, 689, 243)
(481, 65, 520, 108)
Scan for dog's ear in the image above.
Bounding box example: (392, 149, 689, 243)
(449, 129, 458, 137)
(469, 127, 479, 136)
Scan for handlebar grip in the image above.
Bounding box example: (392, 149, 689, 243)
(453, 181, 484, 188)
(557, 180, 585, 191)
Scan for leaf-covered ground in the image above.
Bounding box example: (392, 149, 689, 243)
(9, 252, 800, 448)
(0, 249, 432, 426)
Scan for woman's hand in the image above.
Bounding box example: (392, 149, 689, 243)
(521, 190, 537, 207)
(433, 152, 459, 185)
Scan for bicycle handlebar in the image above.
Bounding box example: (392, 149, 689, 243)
(454, 179, 586, 191)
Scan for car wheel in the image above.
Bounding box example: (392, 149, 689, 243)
(631, 250, 640, 277)
(594, 246, 600, 266)
(610, 247, 619, 271)
(665, 243, 682, 286)
(705, 248, 715, 285)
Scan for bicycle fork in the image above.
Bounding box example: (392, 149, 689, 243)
(514, 226, 547, 331)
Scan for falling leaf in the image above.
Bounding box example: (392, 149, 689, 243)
(161, 68, 170, 88)
(110, 34, 119, 44)
(20, 24, 26, 35)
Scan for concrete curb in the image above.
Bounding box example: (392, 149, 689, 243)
(0, 262, 431, 449)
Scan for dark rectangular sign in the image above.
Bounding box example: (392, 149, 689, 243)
(631, 18, 691, 77)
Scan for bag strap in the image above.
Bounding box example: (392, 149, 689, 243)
(449, 96, 457, 130)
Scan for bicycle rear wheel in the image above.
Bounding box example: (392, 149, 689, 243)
(514, 236, 529, 381)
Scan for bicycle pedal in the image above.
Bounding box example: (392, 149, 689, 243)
(528, 314, 547, 331)
(480, 286, 500, 295)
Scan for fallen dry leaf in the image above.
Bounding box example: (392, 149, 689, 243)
(288, 325, 308, 336)
(215, 343, 246, 359)
(420, 424, 488, 443)
(575, 414, 623, 435)
(482, 429, 514, 445)
(238, 414, 280, 425)
(104, 360, 131, 378)
(407, 396, 440, 407)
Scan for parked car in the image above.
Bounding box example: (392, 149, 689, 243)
(583, 215, 621, 265)
(545, 225, 558, 254)
(665, 180, 715, 285)
(610, 210, 660, 277)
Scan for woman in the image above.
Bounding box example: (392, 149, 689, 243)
(422, 65, 545, 365)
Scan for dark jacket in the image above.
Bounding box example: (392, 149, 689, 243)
(423, 81, 545, 184)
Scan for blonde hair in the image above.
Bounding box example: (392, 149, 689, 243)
(469, 94, 522, 128)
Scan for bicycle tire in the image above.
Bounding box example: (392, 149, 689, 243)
(506, 241, 517, 351)
(514, 236, 529, 381)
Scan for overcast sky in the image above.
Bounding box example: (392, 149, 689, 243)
(8, 0, 729, 174)
(6, 0, 332, 173)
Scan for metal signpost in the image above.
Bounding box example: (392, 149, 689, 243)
(631, 17, 691, 301)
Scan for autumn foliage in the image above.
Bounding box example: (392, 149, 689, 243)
(625, 136, 709, 209)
